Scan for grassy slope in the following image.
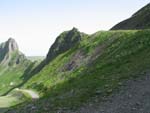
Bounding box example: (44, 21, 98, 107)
(0, 67, 24, 95)
(0, 43, 32, 95)
(8, 29, 150, 112)
(0, 58, 32, 96)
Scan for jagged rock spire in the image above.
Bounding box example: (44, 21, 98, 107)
(0, 38, 26, 66)
(7, 37, 19, 52)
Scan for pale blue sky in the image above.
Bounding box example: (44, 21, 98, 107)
(0, 0, 149, 56)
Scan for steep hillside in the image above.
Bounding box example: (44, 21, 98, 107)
(0, 38, 30, 95)
(7, 29, 150, 113)
(29, 27, 87, 77)
(111, 3, 150, 30)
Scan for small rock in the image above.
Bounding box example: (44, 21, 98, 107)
(131, 107, 137, 111)
(135, 102, 141, 106)
(128, 94, 132, 98)
(118, 82, 122, 86)
(31, 106, 36, 110)
(104, 84, 109, 88)
(95, 90, 102, 95)
(107, 89, 113, 94)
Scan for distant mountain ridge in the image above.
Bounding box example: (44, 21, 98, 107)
(111, 3, 150, 30)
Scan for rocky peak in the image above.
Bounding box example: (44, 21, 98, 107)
(71, 27, 78, 32)
(0, 38, 26, 66)
(46, 28, 86, 63)
(6, 38, 19, 52)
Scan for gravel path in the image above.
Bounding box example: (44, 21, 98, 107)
(17, 89, 39, 99)
(70, 74, 150, 113)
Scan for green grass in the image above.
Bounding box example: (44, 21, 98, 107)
(0, 67, 24, 95)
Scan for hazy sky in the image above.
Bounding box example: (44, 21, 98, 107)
(0, 0, 149, 56)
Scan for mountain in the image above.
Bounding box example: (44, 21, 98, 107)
(0, 38, 31, 95)
(7, 29, 150, 113)
(0, 38, 26, 67)
(111, 3, 150, 30)
(29, 28, 87, 76)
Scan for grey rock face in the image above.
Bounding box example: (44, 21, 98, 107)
(46, 27, 86, 63)
(0, 38, 26, 66)
(7, 38, 19, 52)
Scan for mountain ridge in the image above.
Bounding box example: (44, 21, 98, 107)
(111, 3, 150, 30)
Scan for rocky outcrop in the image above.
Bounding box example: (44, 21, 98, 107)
(46, 27, 87, 63)
(111, 3, 150, 30)
(0, 38, 27, 66)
